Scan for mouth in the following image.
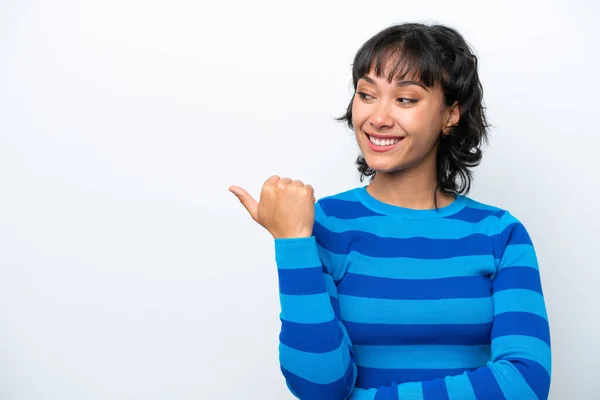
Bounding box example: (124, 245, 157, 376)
(365, 133, 404, 152)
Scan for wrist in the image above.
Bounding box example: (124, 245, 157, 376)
(272, 233, 312, 239)
(274, 236, 320, 269)
(271, 227, 313, 239)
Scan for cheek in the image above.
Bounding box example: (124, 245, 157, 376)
(395, 108, 440, 138)
(351, 99, 367, 127)
(394, 106, 426, 130)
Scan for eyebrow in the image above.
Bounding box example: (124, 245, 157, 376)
(360, 76, 428, 90)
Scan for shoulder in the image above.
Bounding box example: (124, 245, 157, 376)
(316, 187, 362, 211)
(463, 196, 535, 254)
(455, 195, 534, 248)
(459, 196, 525, 228)
(314, 186, 378, 222)
(455, 196, 506, 221)
(312, 188, 366, 279)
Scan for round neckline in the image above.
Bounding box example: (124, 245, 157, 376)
(354, 185, 467, 219)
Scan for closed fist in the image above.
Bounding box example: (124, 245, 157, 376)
(229, 175, 316, 239)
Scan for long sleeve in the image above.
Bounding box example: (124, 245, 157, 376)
(348, 211, 551, 400)
(274, 201, 357, 399)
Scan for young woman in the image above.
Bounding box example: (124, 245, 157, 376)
(229, 23, 551, 400)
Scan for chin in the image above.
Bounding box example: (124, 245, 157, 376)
(362, 157, 406, 174)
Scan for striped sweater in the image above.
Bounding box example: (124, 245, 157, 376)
(274, 186, 551, 400)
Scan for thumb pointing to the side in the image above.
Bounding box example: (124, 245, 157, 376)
(228, 186, 259, 221)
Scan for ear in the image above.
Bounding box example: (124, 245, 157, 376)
(442, 101, 460, 135)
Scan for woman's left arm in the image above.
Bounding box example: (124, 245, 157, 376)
(350, 211, 552, 400)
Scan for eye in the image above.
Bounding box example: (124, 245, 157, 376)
(397, 97, 417, 104)
(357, 91, 374, 101)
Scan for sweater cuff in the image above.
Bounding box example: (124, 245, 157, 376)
(274, 237, 321, 270)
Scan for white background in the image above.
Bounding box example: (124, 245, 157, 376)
(1, 0, 598, 398)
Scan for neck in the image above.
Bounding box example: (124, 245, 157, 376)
(367, 159, 454, 210)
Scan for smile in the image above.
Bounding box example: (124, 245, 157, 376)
(365, 133, 404, 153)
(368, 135, 402, 146)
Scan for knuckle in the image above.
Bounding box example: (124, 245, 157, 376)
(264, 175, 280, 187)
(263, 175, 280, 188)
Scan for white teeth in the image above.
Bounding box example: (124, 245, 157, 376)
(368, 135, 401, 146)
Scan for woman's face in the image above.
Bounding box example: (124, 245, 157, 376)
(352, 69, 459, 175)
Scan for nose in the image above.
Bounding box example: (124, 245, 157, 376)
(369, 101, 394, 129)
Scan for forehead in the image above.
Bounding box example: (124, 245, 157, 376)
(359, 73, 429, 91)
(355, 45, 441, 89)
(361, 68, 422, 83)
(372, 50, 422, 80)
